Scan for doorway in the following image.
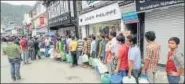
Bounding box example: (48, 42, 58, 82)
(125, 13, 145, 59)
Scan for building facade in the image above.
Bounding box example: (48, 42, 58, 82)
(79, 1, 123, 39)
(30, 1, 48, 37)
(43, 0, 80, 38)
(135, 0, 184, 64)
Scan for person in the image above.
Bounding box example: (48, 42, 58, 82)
(34, 37, 41, 60)
(82, 37, 89, 68)
(20, 36, 29, 64)
(98, 35, 106, 62)
(77, 38, 84, 63)
(66, 36, 72, 54)
(3, 37, 21, 81)
(114, 35, 129, 77)
(69, 37, 78, 67)
(91, 36, 97, 58)
(141, 31, 160, 83)
(127, 35, 141, 82)
(104, 35, 112, 74)
(27, 37, 35, 60)
(166, 37, 184, 83)
(109, 31, 120, 73)
(45, 37, 50, 48)
(87, 35, 92, 57)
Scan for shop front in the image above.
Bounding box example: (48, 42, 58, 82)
(47, 1, 78, 38)
(79, 2, 122, 38)
(119, 0, 145, 57)
(136, 0, 184, 64)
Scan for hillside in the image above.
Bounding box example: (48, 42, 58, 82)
(1, 2, 33, 26)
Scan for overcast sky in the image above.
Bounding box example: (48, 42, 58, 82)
(1, 1, 36, 6)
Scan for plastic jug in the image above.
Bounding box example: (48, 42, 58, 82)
(122, 76, 136, 83)
(101, 74, 111, 84)
(138, 74, 149, 83)
(110, 74, 122, 84)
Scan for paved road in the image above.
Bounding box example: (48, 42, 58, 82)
(1, 43, 100, 83)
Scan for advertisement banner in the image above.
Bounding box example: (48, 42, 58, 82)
(136, 0, 184, 12)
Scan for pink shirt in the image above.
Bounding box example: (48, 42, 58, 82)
(106, 41, 112, 63)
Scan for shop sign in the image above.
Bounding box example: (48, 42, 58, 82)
(79, 3, 121, 26)
(118, 0, 134, 6)
(40, 16, 45, 28)
(136, 0, 184, 12)
(122, 11, 138, 24)
(48, 12, 70, 27)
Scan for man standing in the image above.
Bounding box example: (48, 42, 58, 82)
(77, 38, 84, 63)
(20, 36, 29, 64)
(141, 31, 160, 83)
(34, 37, 41, 59)
(91, 36, 97, 58)
(27, 37, 35, 60)
(69, 37, 78, 67)
(109, 31, 119, 73)
(3, 37, 22, 81)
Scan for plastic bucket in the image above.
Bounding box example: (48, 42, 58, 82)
(101, 74, 111, 84)
(110, 74, 122, 84)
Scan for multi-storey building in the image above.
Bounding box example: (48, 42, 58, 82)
(30, 1, 48, 37)
(43, 0, 80, 38)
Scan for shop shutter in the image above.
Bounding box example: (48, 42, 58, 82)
(144, 6, 184, 65)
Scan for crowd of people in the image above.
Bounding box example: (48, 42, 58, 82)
(2, 30, 184, 83)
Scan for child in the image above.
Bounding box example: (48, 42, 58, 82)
(166, 37, 184, 83)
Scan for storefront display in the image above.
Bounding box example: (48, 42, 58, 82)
(79, 2, 122, 38)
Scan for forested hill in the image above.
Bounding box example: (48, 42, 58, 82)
(1, 2, 33, 26)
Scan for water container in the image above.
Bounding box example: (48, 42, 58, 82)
(138, 74, 149, 83)
(101, 74, 111, 84)
(122, 76, 136, 83)
(110, 74, 122, 84)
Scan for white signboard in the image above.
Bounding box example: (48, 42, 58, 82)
(79, 3, 121, 26)
(82, 1, 101, 9)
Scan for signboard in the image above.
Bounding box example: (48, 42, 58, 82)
(136, 0, 184, 12)
(122, 11, 138, 24)
(40, 16, 45, 28)
(79, 3, 121, 26)
(82, 1, 101, 9)
(48, 12, 70, 27)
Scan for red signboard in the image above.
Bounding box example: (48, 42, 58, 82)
(40, 16, 45, 28)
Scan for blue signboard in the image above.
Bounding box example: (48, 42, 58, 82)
(122, 11, 138, 24)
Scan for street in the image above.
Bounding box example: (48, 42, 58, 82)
(1, 43, 184, 83)
(1, 43, 100, 83)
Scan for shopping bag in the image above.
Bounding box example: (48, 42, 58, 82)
(40, 48, 46, 52)
(66, 54, 72, 63)
(82, 54, 88, 63)
(78, 55, 83, 65)
(91, 58, 99, 67)
(61, 52, 67, 61)
(122, 76, 136, 83)
(88, 57, 93, 66)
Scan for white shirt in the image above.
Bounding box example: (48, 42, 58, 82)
(110, 37, 119, 57)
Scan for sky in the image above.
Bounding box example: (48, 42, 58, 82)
(1, 1, 36, 6)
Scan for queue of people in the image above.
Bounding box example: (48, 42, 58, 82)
(2, 30, 184, 83)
